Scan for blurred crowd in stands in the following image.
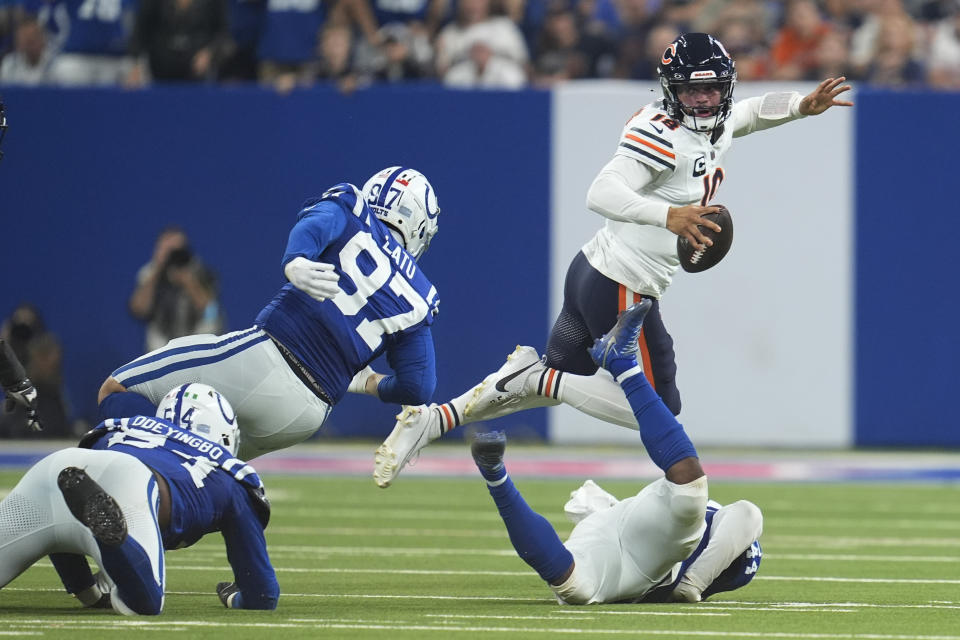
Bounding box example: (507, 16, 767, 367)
(0, 0, 959, 90)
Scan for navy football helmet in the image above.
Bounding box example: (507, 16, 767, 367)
(657, 33, 737, 133)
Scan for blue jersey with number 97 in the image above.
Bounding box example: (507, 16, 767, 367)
(255, 184, 439, 404)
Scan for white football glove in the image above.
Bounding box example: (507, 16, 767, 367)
(284, 256, 340, 302)
(347, 365, 380, 395)
(563, 479, 619, 523)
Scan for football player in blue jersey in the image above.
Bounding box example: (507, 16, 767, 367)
(0, 383, 279, 615)
(97, 167, 441, 460)
(470, 302, 762, 605)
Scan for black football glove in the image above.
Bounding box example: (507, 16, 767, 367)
(3, 379, 41, 431)
(0, 339, 42, 431)
(216, 581, 241, 608)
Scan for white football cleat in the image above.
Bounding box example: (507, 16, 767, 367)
(373, 405, 442, 488)
(464, 345, 554, 420)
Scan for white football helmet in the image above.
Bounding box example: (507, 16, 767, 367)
(156, 383, 240, 456)
(361, 166, 440, 260)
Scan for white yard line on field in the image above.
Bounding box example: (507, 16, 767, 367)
(769, 554, 960, 563)
(5, 616, 960, 639)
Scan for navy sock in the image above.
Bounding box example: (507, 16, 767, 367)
(485, 474, 574, 584)
(620, 372, 698, 471)
(98, 391, 157, 422)
(49, 553, 95, 594)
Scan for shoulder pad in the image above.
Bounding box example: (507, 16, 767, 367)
(245, 485, 271, 529)
(618, 111, 679, 172)
(77, 428, 105, 449)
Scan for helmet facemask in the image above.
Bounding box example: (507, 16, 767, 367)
(661, 76, 736, 132)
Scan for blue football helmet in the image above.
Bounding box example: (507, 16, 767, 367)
(701, 539, 762, 599)
(657, 33, 737, 133)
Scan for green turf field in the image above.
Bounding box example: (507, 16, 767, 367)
(1, 467, 958, 639)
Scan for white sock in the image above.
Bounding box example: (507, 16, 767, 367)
(555, 368, 639, 429)
(435, 388, 477, 432)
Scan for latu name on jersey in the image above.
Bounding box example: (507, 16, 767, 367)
(257, 184, 439, 403)
(318, 184, 438, 350)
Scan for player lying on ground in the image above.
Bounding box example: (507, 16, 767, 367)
(373, 32, 852, 487)
(471, 302, 761, 603)
(98, 167, 442, 460)
(0, 383, 278, 615)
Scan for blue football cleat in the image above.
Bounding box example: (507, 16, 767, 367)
(471, 431, 507, 473)
(588, 299, 653, 372)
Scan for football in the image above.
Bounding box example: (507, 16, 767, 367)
(676, 205, 734, 273)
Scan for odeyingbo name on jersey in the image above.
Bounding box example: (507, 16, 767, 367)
(81, 416, 264, 493)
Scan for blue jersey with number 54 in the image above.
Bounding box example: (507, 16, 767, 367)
(255, 184, 439, 404)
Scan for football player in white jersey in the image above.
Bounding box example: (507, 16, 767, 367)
(470, 302, 762, 604)
(374, 32, 853, 488)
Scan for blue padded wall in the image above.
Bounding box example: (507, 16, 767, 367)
(0, 85, 551, 440)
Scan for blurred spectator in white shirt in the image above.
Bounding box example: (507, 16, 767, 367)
(435, 0, 528, 77)
(444, 33, 527, 88)
(927, 5, 960, 87)
(0, 17, 54, 85)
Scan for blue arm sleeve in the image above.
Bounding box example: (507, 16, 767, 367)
(220, 492, 279, 610)
(377, 325, 437, 405)
(280, 203, 347, 269)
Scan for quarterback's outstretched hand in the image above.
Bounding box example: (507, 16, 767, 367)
(0, 339, 42, 431)
(799, 77, 854, 116)
(284, 256, 341, 302)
